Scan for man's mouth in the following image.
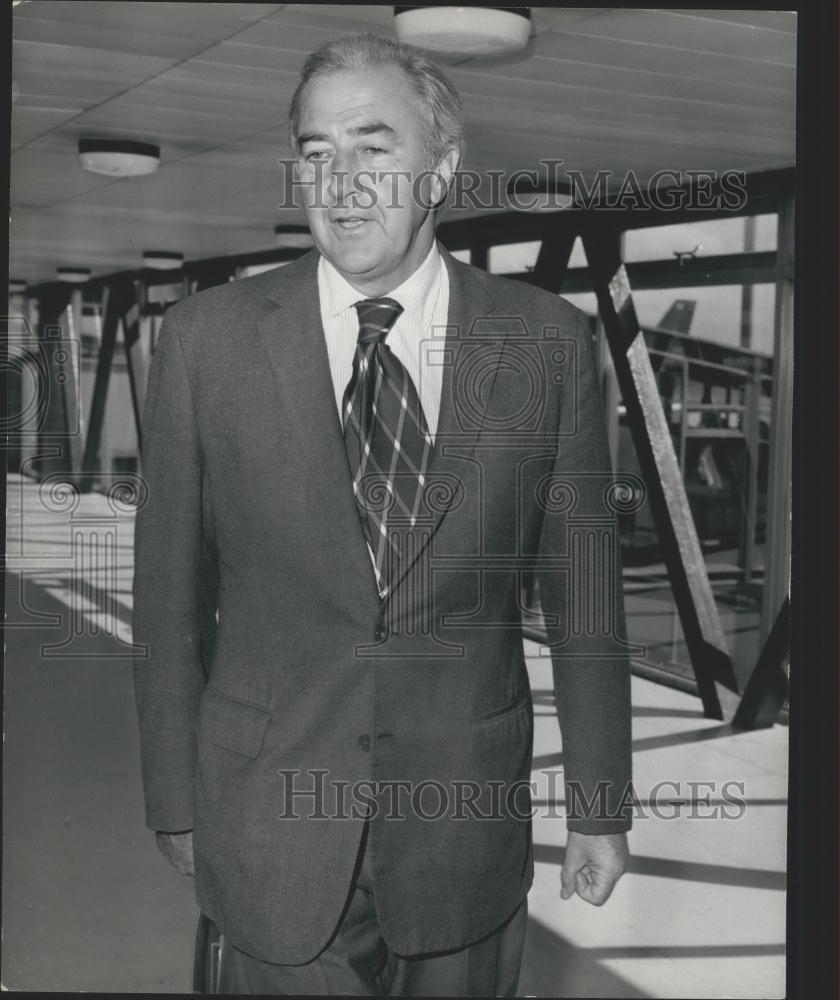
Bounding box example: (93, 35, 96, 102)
(333, 216, 369, 230)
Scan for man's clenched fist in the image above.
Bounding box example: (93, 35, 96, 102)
(155, 830, 195, 876)
(560, 832, 629, 906)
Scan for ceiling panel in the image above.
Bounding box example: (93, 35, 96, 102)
(531, 28, 796, 91)
(453, 54, 792, 113)
(9, 148, 124, 209)
(224, 18, 379, 52)
(12, 2, 284, 39)
(38, 201, 299, 227)
(68, 100, 275, 143)
(193, 41, 309, 75)
(10, 212, 280, 273)
(556, 9, 797, 64)
(10, 3, 796, 285)
(104, 84, 284, 122)
(54, 161, 281, 212)
(528, 9, 613, 33)
(11, 106, 86, 150)
(463, 94, 791, 147)
(11, 38, 176, 125)
(662, 10, 797, 33)
(448, 66, 794, 131)
(152, 57, 301, 99)
(267, 5, 395, 32)
(179, 134, 294, 174)
(137, 71, 293, 111)
(11, 13, 214, 61)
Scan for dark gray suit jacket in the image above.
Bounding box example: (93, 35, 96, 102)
(132, 248, 632, 964)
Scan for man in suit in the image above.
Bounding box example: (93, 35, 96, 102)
(133, 33, 632, 997)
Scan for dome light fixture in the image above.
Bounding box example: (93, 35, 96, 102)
(78, 138, 160, 177)
(394, 6, 531, 55)
(143, 250, 184, 271)
(274, 225, 315, 249)
(57, 267, 91, 283)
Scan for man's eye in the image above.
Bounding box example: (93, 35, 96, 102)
(304, 150, 330, 163)
(363, 146, 387, 155)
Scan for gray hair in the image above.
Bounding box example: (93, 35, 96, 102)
(288, 33, 464, 169)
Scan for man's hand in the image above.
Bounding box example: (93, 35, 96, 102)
(560, 831, 629, 906)
(155, 830, 195, 876)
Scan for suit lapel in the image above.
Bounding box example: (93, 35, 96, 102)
(256, 253, 381, 602)
(387, 249, 507, 598)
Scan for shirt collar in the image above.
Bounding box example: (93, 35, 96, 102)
(318, 241, 443, 323)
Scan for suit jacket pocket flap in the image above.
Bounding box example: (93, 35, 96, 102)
(199, 686, 272, 758)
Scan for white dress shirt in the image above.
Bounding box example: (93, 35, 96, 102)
(317, 240, 449, 441)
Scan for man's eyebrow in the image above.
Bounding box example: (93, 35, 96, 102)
(296, 131, 329, 147)
(296, 123, 398, 147)
(350, 122, 398, 139)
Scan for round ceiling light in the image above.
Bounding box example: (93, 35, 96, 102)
(274, 225, 315, 249)
(57, 267, 91, 283)
(143, 250, 184, 271)
(78, 139, 160, 177)
(394, 6, 531, 55)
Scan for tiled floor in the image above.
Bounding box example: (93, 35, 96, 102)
(522, 641, 786, 998)
(3, 475, 787, 995)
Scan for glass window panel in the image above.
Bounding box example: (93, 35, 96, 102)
(752, 213, 778, 251)
(614, 277, 776, 685)
(237, 261, 289, 279)
(747, 284, 777, 354)
(560, 291, 597, 316)
(146, 282, 183, 305)
(488, 235, 584, 277)
(568, 235, 587, 269)
(624, 214, 777, 263)
(488, 240, 541, 273)
(633, 285, 775, 354)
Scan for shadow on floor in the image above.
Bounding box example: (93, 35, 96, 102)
(3, 575, 198, 993)
(520, 916, 650, 998)
(533, 844, 786, 891)
(531, 724, 739, 771)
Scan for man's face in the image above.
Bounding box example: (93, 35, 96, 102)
(294, 65, 455, 296)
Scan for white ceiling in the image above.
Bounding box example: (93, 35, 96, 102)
(10, 3, 797, 284)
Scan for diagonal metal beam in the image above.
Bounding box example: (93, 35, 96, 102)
(582, 221, 737, 718)
(732, 597, 790, 729)
(80, 279, 136, 490)
(530, 228, 577, 292)
(62, 288, 86, 477)
(731, 196, 794, 729)
(121, 299, 147, 453)
(33, 282, 74, 479)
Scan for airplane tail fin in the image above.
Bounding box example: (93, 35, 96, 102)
(656, 299, 696, 334)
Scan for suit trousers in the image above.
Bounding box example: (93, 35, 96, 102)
(216, 822, 528, 996)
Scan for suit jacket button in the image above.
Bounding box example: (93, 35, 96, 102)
(374, 624, 388, 641)
(358, 735, 371, 751)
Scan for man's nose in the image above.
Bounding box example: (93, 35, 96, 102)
(328, 152, 360, 206)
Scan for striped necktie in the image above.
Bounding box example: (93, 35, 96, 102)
(342, 297, 433, 597)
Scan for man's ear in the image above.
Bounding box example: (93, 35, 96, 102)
(429, 147, 461, 208)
